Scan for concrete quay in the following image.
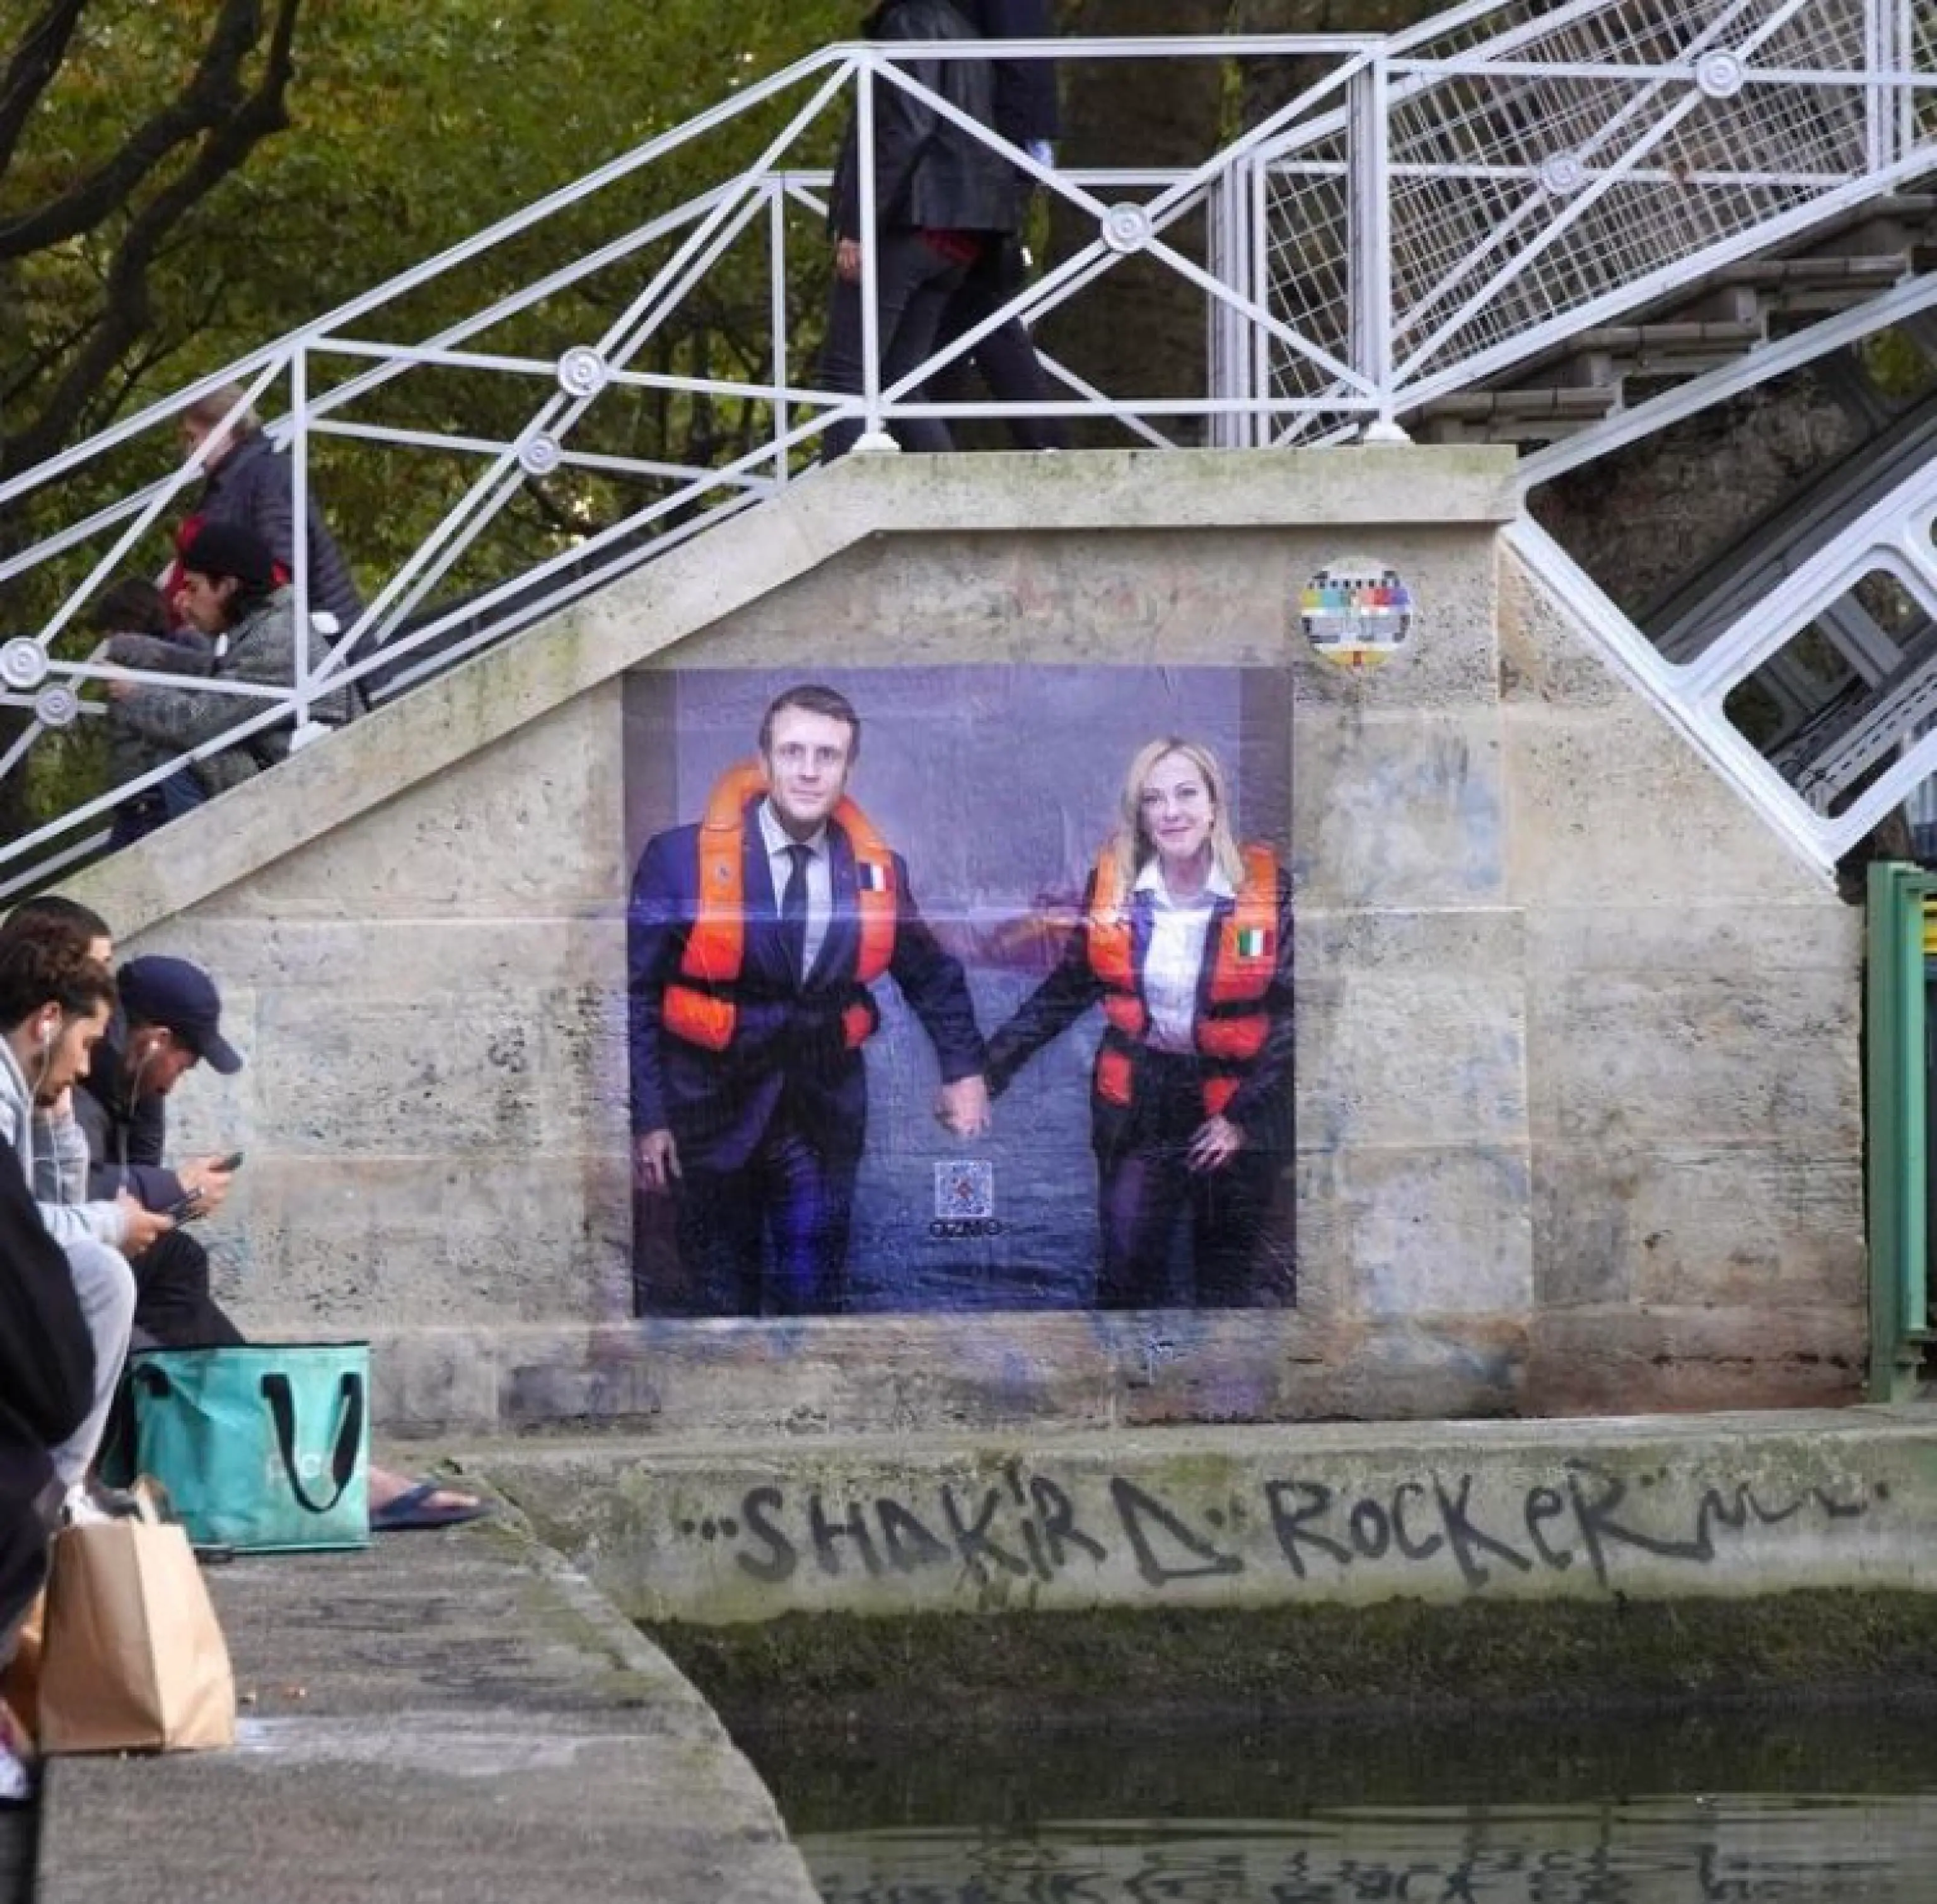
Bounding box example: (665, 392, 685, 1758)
(26, 1405, 1937, 1903)
(32, 1512, 818, 1904)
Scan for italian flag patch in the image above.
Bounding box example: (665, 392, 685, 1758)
(1236, 926, 1268, 958)
(858, 861, 890, 892)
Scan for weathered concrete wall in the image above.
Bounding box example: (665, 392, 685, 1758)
(471, 1408, 1931, 1625)
(64, 448, 1864, 1434)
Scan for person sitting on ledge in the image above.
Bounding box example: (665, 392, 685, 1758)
(103, 521, 353, 848)
(0, 1140, 95, 1804)
(67, 945, 490, 1534)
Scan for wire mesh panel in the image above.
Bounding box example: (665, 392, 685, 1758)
(1259, 0, 1929, 421)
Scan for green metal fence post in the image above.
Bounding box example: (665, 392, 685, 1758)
(1866, 861, 1930, 1401)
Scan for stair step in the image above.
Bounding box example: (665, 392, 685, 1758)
(1572, 320, 1766, 356)
(1417, 387, 1619, 422)
(1713, 255, 1908, 291)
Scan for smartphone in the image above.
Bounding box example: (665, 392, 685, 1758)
(213, 1150, 245, 1172)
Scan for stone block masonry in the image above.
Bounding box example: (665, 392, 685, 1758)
(60, 447, 1864, 1433)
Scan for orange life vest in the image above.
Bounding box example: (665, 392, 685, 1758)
(661, 762, 898, 1053)
(1086, 842, 1278, 1118)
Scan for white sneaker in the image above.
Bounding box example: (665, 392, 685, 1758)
(61, 1481, 111, 1526)
(0, 1734, 31, 1806)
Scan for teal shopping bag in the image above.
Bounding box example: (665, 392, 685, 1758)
(120, 1343, 371, 1552)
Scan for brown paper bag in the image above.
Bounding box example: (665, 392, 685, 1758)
(37, 1518, 235, 1754)
(0, 1589, 44, 1742)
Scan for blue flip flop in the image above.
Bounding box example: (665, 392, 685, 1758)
(369, 1479, 493, 1533)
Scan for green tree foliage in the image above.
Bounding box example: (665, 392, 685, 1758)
(3, 0, 853, 591)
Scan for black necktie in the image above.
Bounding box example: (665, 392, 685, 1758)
(780, 843, 811, 981)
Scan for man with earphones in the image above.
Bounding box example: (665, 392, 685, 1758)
(0, 927, 167, 1522)
(71, 954, 242, 1348)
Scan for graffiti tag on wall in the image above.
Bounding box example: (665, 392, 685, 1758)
(672, 1459, 1876, 1598)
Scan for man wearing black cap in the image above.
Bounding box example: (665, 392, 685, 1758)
(69, 950, 487, 1531)
(73, 955, 243, 1348)
(103, 520, 353, 845)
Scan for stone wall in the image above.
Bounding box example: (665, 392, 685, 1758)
(66, 448, 1865, 1434)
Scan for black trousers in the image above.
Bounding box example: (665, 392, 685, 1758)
(0, 1466, 59, 1670)
(932, 252, 1067, 451)
(818, 230, 969, 460)
(675, 1116, 860, 1317)
(129, 1229, 243, 1350)
(1095, 1051, 1279, 1310)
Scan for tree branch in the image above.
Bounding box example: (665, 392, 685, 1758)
(0, 0, 89, 180)
(0, 0, 274, 261)
(3, 0, 303, 470)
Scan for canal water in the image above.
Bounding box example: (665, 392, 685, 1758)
(744, 1704, 1937, 1901)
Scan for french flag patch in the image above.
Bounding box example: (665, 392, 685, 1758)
(1236, 926, 1268, 958)
(858, 860, 890, 892)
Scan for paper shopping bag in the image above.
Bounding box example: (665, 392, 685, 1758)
(0, 1589, 44, 1743)
(38, 1517, 235, 1753)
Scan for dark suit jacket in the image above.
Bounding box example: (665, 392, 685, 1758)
(985, 862, 1295, 1158)
(629, 799, 987, 1174)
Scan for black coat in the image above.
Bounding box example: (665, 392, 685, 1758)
(74, 1024, 185, 1212)
(830, 0, 1019, 240)
(986, 861, 1296, 1160)
(198, 431, 364, 634)
(0, 1140, 94, 1505)
(963, 0, 1061, 147)
(0, 1142, 88, 1648)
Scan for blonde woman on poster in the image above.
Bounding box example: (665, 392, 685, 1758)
(985, 739, 1294, 1309)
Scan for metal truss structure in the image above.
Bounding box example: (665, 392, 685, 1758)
(0, 6, 1933, 893)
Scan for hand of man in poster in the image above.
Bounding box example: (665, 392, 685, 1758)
(635, 1129, 682, 1194)
(934, 1075, 991, 1138)
(1187, 1115, 1245, 1173)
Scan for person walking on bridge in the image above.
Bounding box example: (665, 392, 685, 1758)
(817, 0, 1019, 458)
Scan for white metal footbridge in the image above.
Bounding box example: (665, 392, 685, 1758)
(0, 0, 1933, 890)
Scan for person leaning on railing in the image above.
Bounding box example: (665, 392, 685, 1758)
(102, 522, 354, 848)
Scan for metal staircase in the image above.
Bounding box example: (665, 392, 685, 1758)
(0, 3, 1933, 892)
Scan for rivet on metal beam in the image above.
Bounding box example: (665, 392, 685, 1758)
(557, 347, 609, 399)
(1696, 52, 1746, 100)
(1101, 203, 1152, 255)
(33, 685, 79, 730)
(518, 432, 563, 476)
(0, 640, 49, 692)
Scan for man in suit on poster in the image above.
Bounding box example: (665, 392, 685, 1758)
(629, 683, 989, 1316)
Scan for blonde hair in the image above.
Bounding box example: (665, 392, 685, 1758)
(180, 382, 262, 438)
(1110, 737, 1244, 891)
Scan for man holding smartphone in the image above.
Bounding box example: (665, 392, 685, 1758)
(72, 955, 243, 1348)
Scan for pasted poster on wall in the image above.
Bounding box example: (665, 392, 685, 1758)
(623, 665, 1294, 1318)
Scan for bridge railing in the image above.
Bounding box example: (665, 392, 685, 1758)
(0, 32, 1407, 894)
(1241, 0, 1937, 443)
(1, 12, 1932, 893)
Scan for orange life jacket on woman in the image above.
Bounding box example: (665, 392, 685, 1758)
(1085, 841, 1278, 1118)
(661, 762, 899, 1053)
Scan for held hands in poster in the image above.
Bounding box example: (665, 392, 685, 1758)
(933, 1075, 991, 1138)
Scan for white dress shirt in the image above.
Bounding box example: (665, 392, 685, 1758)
(1134, 858, 1234, 1054)
(759, 800, 832, 979)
